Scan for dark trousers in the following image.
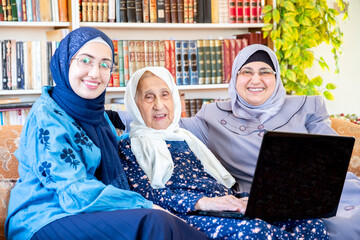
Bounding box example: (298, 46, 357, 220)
(31, 209, 208, 240)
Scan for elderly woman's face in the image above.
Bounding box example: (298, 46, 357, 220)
(236, 61, 276, 106)
(69, 42, 112, 99)
(135, 75, 174, 130)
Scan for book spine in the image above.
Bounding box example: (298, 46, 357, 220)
(169, 0, 177, 23)
(164, 40, 171, 75)
(93, 0, 99, 22)
(243, 0, 250, 23)
(98, 0, 104, 22)
(0, 41, 2, 89)
(46, 42, 53, 86)
(39, 0, 50, 22)
(58, 0, 68, 22)
(21, 0, 27, 21)
(11, 0, 18, 21)
(196, 39, 205, 85)
(156, 0, 165, 23)
(142, 0, 149, 22)
(115, 0, 120, 22)
(196, 0, 203, 23)
(188, 0, 193, 23)
(203, 39, 211, 85)
(158, 40, 166, 68)
(236, 0, 243, 23)
(229, 39, 236, 71)
(218, 0, 227, 23)
(25, 0, 32, 21)
(193, 0, 197, 23)
(135, 40, 142, 71)
(135, 0, 143, 22)
(2, 0, 8, 21)
(119, 0, 127, 22)
(0, 1, 4, 21)
(144, 40, 150, 67)
(210, 0, 218, 23)
(118, 40, 125, 87)
(164, 0, 170, 23)
(128, 40, 136, 79)
(183, 0, 188, 23)
(140, 40, 145, 69)
(180, 93, 186, 117)
(122, 40, 130, 85)
(177, 0, 183, 23)
(181, 40, 190, 85)
(6, 0, 13, 21)
(5, 40, 12, 89)
(149, 0, 156, 23)
(82, 0, 88, 21)
(174, 40, 182, 85)
(250, 0, 257, 23)
(103, 0, 109, 22)
(188, 40, 198, 85)
(11, 40, 16, 89)
(31, 0, 36, 21)
(169, 40, 176, 81)
(40, 41, 47, 88)
(257, 0, 261, 23)
(1, 41, 8, 90)
(214, 39, 223, 84)
(235, 38, 241, 55)
(127, 0, 136, 22)
(35, 0, 40, 21)
(203, 0, 211, 23)
(148, 40, 154, 66)
(228, 0, 236, 23)
(112, 40, 120, 87)
(209, 39, 216, 84)
(153, 40, 160, 66)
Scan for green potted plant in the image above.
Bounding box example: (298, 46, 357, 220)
(262, 0, 349, 100)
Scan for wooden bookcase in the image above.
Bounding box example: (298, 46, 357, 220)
(0, 0, 273, 103)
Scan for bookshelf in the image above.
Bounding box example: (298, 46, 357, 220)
(0, 0, 272, 104)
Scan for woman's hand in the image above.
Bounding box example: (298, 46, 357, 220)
(194, 195, 248, 213)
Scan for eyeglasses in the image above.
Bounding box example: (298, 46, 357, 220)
(237, 68, 276, 79)
(73, 56, 113, 76)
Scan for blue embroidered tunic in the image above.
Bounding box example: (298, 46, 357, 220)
(119, 136, 329, 239)
(5, 87, 152, 240)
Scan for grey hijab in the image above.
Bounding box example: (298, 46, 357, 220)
(228, 44, 286, 123)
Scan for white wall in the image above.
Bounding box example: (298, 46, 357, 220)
(309, 0, 360, 115)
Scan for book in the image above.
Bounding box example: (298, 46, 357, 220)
(169, 40, 176, 81)
(193, 0, 197, 22)
(153, 40, 160, 66)
(4, 40, 12, 89)
(109, 0, 117, 22)
(11, 40, 17, 90)
(135, 40, 142, 70)
(39, 0, 51, 21)
(127, 0, 136, 22)
(257, 0, 262, 23)
(10, 0, 18, 21)
(177, 0, 183, 23)
(229, 39, 236, 71)
(0, 97, 20, 104)
(16, 41, 24, 89)
(203, 0, 211, 23)
(196, 0, 203, 23)
(149, 0, 156, 22)
(46, 41, 53, 86)
(228, 0, 236, 23)
(21, 0, 27, 21)
(92, 0, 99, 22)
(25, 0, 32, 21)
(128, 40, 136, 79)
(210, 0, 218, 23)
(147, 40, 154, 66)
(135, 0, 143, 22)
(214, 39, 223, 84)
(203, 39, 211, 84)
(222, 39, 231, 83)
(142, 0, 149, 22)
(196, 39, 205, 85)
(164, 40, 171, 76)
(170, 0, 177, 23)
(6, 0, 13, 21)
(174, 40, 182, 85)
(156, 0, 165, 23)
(58, 0, 68, 22)
(112, 40, 120, 87)
(103, 0, 109, 22)
(180, 93, 186, 117)
(236, 0, 243, 23)
(181, 40, 190, 85)
(164, 0, 170, 23)
(183, 0, 188, 23)
(188, 0, 193, 23)
(188, 40, 198, 85)
(115, 0, 121, 22)
(0, 101, 34, 109)
(118, 40, 125, 87)
(119, 0, 127, 22)
(34, 0, 40, 21)
(0, 1, 4, 21)
(122, 40, 130, 85)
(158, 40, 166, 68)
(218, 0, 228, 23)
(243, 0, 250, 23)
(209, 39, 216, 84)
(250, 0, 257, 23)
(82, 0, 88, 21)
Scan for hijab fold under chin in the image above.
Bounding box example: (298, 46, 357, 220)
(228, 44, 286, 123)
(125, 67, 236, 189)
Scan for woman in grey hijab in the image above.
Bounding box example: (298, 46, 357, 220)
(179, 44, 360, 240)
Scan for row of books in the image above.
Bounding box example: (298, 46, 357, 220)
(0, 0, 68, 22)
(80, 0, 264, 24)
(110, 31, 265, 87)
(0, 100, 34, 125)
(1, 40, 59, 90)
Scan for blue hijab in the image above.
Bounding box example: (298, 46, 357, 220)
(50, 27, 129, 190)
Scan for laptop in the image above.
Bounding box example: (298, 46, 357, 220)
(189, 131, 355, 222)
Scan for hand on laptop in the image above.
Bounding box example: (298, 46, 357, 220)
(194, 195, 247, 213)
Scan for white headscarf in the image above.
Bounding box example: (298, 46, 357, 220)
(125, 67, 236, 189)
(228, 44, 286, 123)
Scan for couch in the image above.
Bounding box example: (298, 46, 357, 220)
(1, 119, 360, 240)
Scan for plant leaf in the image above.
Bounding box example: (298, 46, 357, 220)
(323, 91, 335, 101)
(326, 83, 337, 90)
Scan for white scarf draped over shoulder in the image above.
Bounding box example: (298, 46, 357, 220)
(125, 67, 236, 189)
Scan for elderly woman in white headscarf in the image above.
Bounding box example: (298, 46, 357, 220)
(118, 66, 330, 239)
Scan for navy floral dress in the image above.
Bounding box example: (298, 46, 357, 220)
(119, 137, 329, 239)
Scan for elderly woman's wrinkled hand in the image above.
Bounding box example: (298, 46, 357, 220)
(194, 195, 247, 213)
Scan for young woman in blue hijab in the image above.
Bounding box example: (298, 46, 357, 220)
(5, 27, 207, 240)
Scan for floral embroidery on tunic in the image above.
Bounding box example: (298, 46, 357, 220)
(39, 161, 55, 183)
(39, 128, 50, 150)
(60, 148, 80, 170)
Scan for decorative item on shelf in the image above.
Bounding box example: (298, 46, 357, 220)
(261, 0, 349, 100)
